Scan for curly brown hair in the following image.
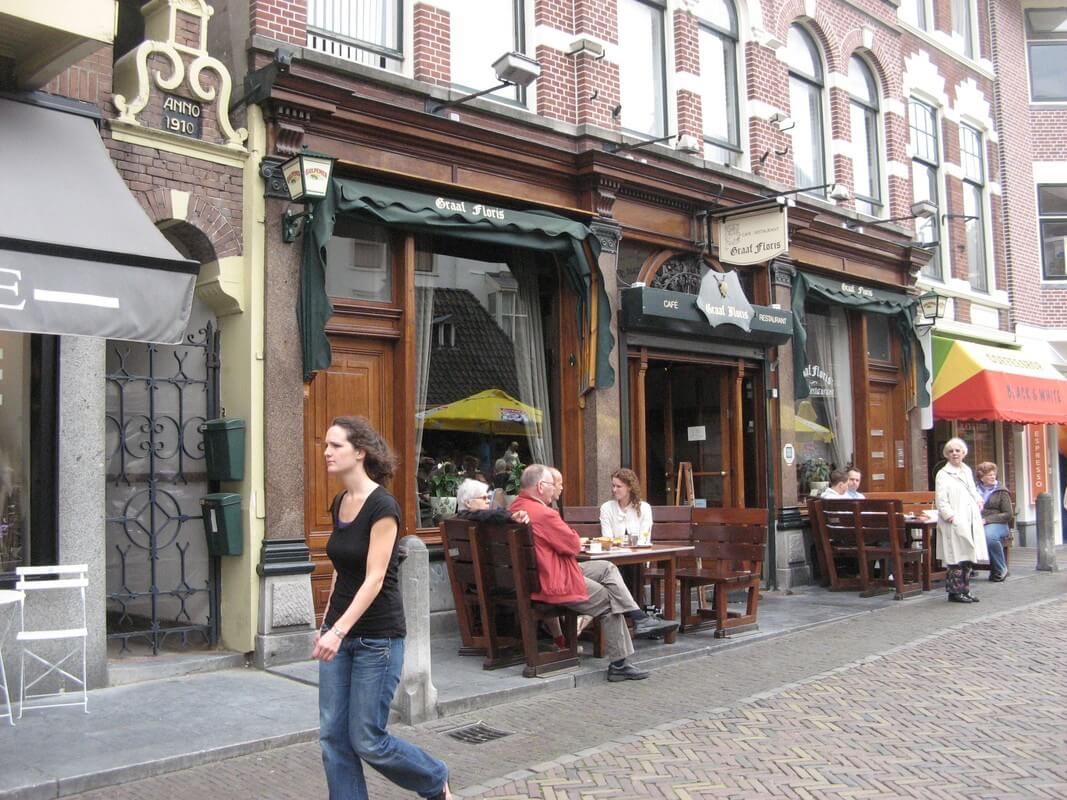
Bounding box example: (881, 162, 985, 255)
(330, 415, 398, 483)
(611, 468, 643, 509)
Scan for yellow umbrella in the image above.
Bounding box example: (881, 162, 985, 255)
(417, 389, 543, 436)
(794, 415, 834, 443)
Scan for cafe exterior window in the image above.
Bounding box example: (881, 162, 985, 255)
(1026, 8, 1067, 101)
(960, 124, 989, 293)
(696, 0, 742, 167)
(307, 0, 403, 71)
(1038, 184, 1067, 280)
(795, 303, 854, 495)
(848, 56, 882, 217)
(324, 219, 393, 303)
(451, 0, 526, 104)
(786, 26, 827, 196)
(413, 242, 553, 527)
(618, 0, 667, 137)
(909, 99, 944, 280)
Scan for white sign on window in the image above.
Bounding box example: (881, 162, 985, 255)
(687, 426, 707, 441)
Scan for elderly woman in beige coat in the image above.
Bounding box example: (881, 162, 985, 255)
(935, 437, 989, 603)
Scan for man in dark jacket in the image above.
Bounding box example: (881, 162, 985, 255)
(510, 465, 675, 681)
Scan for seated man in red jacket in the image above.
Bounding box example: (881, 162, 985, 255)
(509, 464, 676, 681)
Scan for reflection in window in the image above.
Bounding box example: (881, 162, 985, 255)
(450, 0, 525, 103)
(0, 333, 29, 577)
(960, 124, 988, 292)
(695, 0, 741, 167)
(413, 243, 552, 527)
(1038, 184, 1067, 279)
(786, 26, 826, 195)
(848, 57, 882, 216)
(795, 304, 853, 494)
(325, 219, 393, 303)
(1026, 9, 1067, 102)
(618, 0, 667, 137)
(909, 100, 943, 280)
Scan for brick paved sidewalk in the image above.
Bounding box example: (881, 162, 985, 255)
(64, 570, 1067, 800)
(471, 597, 1067, 798)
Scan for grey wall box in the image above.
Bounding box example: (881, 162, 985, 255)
(201, 492, 243, 556)
(203, 417, 246, 481)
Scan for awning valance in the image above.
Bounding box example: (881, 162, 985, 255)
(0, 98, 198, 343)
(303, 178, 614, 387)
(932, 336, 1067, 424)
(791, 271, 929, 406)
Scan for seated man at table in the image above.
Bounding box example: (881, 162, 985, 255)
(510, 464, 677, 682)
(845, 467, 865, 499)
(821, 469, 850, 499)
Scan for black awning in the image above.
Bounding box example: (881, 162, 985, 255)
(0, 97, 198, 343)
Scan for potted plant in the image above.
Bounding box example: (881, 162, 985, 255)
(801, 457, 831, 496)
(504, 460, 525, 508)
(428, 462, 461, 520)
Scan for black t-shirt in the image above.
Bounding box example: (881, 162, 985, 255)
(324, 486, 406, 639)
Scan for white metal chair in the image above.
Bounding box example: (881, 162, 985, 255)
(15, 565, 89, 717)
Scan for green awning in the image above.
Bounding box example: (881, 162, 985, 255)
(791, 271, 930, 406)
(301, 179, 615, 388)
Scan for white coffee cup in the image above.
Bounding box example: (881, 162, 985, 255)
(588, 541, 603, 553)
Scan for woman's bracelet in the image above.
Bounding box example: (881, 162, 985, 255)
(330, 626, 347, 639)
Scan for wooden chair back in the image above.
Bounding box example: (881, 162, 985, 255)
(863, 491, 934, 519)
(689, 508, 767, 578)
(856, 498, 924, 599)
(650, 505, 694, 543)
(560, 505, 601, 538)
(808, 498, 866, 591)
(440, 519, 484, 653)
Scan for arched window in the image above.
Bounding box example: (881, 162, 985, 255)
(786, 26, 827, 194)
(847, 56, 882, 216)
(695, 0, 741, 166)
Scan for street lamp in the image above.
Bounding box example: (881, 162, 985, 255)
(280, 146, 335, 243)
(915, 289, 948, 331)
(846, 200, 938, 234)
(425, 52, 541, 116)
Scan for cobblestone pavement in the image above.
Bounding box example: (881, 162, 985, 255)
(68, 571, 1067, 799)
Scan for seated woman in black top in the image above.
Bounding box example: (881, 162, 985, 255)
(313, 415, 452, 800)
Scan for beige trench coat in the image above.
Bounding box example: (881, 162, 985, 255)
(935, 463, 990, 566)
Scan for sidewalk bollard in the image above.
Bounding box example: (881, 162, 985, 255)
(1036, 492, 1059, 573)
(396, 536, 438, 724)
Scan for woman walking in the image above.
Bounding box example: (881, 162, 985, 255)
(314, 415, 451, 800)
(934, 437, 989, 604)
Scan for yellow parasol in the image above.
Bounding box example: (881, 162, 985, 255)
(417, 389, 543, 436)
(794, 415, 834, 443)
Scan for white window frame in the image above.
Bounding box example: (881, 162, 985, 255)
(950, 0, 979, 60)
(617, 0, 669, 138)
(307, 0, 404, 72)
(786, 25, 829, 197)
(958, 122, 992, 293)
(899, 0, 931, 31)
(908, 98, 947, 282)
(1025, 7, 1067, 103)
(1037, 183, 1067, 281)
(696, 0, 743, 167)
(449, 0, 529, 107)
(847, 55, 884, 217)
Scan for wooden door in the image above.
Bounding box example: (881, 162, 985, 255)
(304, 335, 395, 621)
(867, 381, 907, 493)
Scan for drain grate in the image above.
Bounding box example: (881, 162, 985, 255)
(444, 722, 513, 744)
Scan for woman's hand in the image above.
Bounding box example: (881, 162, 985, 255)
(944, 514, 955, 523)
(511, 510, 530, 524)
(313, 628, 344, 662)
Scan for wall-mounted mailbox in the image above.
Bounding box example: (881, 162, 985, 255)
(203, 417, 245, 481)
(201, 492, 243, 556)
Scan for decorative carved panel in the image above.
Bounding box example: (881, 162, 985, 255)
(650, 254, 704, 294)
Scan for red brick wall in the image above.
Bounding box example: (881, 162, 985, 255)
(536, 44, 576, 125)
(249, 0, 306, 46)
(413, 3, 450, 86)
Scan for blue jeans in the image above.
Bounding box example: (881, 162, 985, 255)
(984, 523, 1009, 576)
(319, 637, 448, 800)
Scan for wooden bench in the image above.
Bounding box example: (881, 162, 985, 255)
(675, 508, 767, 636)
(440, 518, 491, 657)
(864, 490, 1012, 574)
(856, 499, 925, 599)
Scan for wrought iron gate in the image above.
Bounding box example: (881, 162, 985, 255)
(105, 319, 221, 655)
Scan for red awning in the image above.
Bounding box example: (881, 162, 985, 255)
(932, 337, 1067, 424)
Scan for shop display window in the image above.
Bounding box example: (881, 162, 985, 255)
(795, 304, 854, 494)
(0, 332, 30, 577)
(413, 240, 553, 526)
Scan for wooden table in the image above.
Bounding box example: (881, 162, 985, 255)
(903, 516, 945, 591)
(577, 543, 695, 644)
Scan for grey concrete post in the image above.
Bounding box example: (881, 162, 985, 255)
(1036, 492, 1059, 572)
(395, 536, 437, 724)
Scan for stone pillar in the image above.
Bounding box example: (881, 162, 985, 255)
(254, 168, 317, 667)
(583, 221, 624, 506)
(1036, 492, 1059, 572)
(57, 336, 109, 688)
(395, 536, 438, 724)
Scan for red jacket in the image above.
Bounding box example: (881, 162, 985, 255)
(509, 492, 588, 604)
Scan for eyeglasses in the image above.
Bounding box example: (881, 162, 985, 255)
(483, 493, 494, 502)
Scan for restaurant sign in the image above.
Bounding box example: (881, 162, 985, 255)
(1027, 424, 1048, 500)
(713, 205, 789, 266)
(696, 269, 754, 332)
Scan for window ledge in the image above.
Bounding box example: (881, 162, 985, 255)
(894, 22, 995, 81)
